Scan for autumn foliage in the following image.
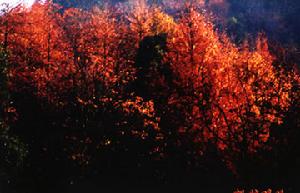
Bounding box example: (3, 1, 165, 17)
(0, 0, 299, 182)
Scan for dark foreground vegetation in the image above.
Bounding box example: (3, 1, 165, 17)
(0, 0, 299, 193)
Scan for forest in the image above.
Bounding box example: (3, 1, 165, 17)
(0, 0, 299, 193)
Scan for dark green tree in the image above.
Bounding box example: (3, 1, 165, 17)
(0, 47, 27, 183)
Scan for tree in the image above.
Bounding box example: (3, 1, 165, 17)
(80, 7, 135, 99)
(0, 0, 298, 181)
(126, 0, 175, 47)
(165, 7, 296, 174)
(165, 7, 220, 151)
(0, 46, 27, 181)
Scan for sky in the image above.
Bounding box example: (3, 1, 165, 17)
(0, 0, 36, 9)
